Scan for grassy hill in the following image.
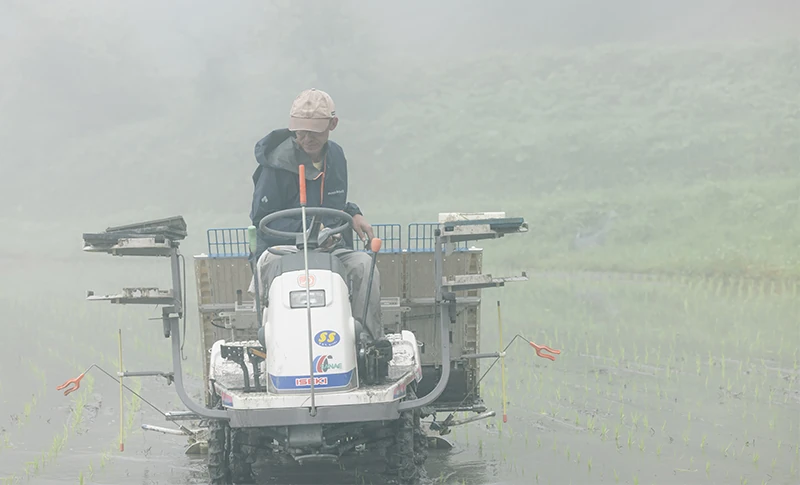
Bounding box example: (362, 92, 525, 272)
(348, 39, 797, 197)
(339, 39, 800, 278)
(3, 38, 798, 278)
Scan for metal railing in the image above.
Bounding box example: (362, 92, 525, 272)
(206, 222, 473, 257)
(407, 223, 471, 252)
(206, 228, 250, 258)
(352, 224, 402, 253)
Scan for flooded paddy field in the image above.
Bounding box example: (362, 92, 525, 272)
(0, 257, 797, 484)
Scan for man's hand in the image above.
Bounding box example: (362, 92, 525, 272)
(352, 214, 375, 243)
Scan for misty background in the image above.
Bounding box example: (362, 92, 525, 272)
(1, 0, 798, 272)
(0, 2, 798, 484)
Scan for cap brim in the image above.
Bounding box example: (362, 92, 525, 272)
(289, 117, 331, 132)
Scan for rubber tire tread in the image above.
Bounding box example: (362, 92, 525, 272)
(207, 419, 231, 484)
(385, 385, 427, 484)
(229, 428, 254, 483)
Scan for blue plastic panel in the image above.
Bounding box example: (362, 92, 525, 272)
(352, 223, 402, 253)
(205, 222, 471, 257)
(206, 228, 250, 258)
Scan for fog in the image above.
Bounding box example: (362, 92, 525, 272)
(2, 0, 797, 247)
(0, 2, 798, 484)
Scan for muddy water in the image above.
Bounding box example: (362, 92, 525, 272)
(1, 258, 797, 484)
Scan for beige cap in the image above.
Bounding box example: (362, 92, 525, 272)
(288, 88, 336, 132)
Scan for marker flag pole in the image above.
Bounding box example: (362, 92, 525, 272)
(298, 165, 317, 416)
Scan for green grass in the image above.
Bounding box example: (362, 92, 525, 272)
(481, 175, 800, 278)
(354, 39, 798, 278)
(353, 39, 798, 194)
(7, 38, 798, 282)
(457, 270, 800, 484)
(350, 40, 799, 279)
(0, 36, 797, 484)
(0, 286, 187, 484)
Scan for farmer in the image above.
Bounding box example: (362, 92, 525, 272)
(247, 88, 384, 345)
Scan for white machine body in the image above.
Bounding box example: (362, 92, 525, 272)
(208, 330, 422, 410)
(263, 267, 358, 394)
(207, 250, 424, 411)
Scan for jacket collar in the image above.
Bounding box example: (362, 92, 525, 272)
(259, 131, 328, 180)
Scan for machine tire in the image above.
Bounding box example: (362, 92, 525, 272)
(207, 419, 230, 484)
(384, 384, 428, 484)
(229, 427, 255, 483)
(413, 402, 429, 467)
(207, 420, 255, 484)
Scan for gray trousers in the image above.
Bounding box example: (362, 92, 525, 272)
(248, 246, 383, 341)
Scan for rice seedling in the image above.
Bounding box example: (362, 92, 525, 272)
(722, 353, 727, 379)
(724, 442, 733, 458)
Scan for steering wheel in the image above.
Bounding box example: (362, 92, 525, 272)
(258, 206, 354, 241)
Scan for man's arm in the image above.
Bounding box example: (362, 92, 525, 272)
(344, 202, 374, 242)
(333, 143, 363, 222)
(344, 202, 363, 217)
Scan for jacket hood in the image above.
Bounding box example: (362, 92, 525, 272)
(254, 128, 327, 180)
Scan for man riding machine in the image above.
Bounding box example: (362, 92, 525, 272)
(247, 88, 393, 387)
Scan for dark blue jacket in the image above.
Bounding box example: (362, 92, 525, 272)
(249, 129, 362, 263)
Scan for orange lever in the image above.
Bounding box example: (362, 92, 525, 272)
(298, 164, 307, 206)
(56, 372, 87, 396)
(529, 341, 561, 361)
(370, 237, 382, 253)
